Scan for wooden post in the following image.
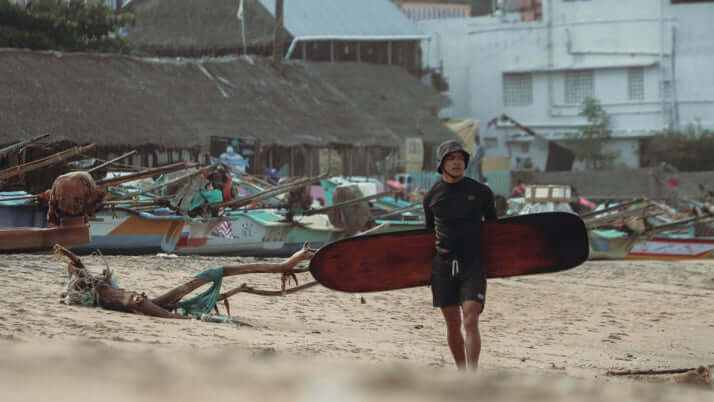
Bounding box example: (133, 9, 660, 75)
(387, 41, 392, 65)
(289, 147, 295, 176)
(308, 147, 313, 176)
(366, 148, 371, 177)
(413, 41, 419, 73)
(356, 42, 361, 63)
(348, 149, 353, 177)
(330, 41, 335, 63)
(273, 0, 284, 63)
(302, 41, 307, 60)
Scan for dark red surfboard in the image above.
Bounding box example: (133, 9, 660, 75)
(309, 212, 589, 293)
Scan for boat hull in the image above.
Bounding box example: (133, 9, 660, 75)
(0, 217, 88, 253)
(627, 237, 714, 260)
(72, 210, 185, 255)
(174, 212, 291, 256)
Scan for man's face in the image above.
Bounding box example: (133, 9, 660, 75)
(442, 151, 465, 177)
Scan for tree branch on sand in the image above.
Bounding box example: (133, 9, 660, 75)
(607, 365, 713, 385)
(54, 243, 317, 322)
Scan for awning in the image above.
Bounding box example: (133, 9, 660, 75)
(503, 56, 658, 74)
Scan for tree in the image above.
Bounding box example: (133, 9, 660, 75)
(567, 97, 618, 169)
(0, 0, 135, 54)
(645, 125, 714, 171)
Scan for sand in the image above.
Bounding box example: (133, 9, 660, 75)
(1, 253, 713, 401)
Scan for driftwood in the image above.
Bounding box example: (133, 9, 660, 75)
(606, 367, 707, 376)
(153, 243, 317, 308)
(55, 242, 317, 321)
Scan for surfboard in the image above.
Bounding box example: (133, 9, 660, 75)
(309, 212, 589, 293)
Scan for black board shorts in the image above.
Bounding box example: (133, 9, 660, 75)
(430, 254, 487, 308)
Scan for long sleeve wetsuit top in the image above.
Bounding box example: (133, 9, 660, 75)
(423, 177, 497, 260)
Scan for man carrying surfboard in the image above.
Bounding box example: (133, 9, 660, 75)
(423, 140, 497, 370)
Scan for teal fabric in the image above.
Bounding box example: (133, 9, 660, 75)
(189, 189, 224, 210)
(176, 267, 224, 316)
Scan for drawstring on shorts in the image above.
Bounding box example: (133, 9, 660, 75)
(451, 259, 460, 277)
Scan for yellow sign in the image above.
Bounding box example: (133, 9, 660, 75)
(482, 156, 510, 173)
(444, 119, 479, 153)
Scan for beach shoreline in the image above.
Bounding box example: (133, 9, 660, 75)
(1, 253, 712, 400)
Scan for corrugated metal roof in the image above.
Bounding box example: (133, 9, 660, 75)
(258, 0, 420, 38)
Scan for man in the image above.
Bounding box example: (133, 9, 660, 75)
(423, 140, 497, 370)
(220, 145, 249, 174)
(511, 181, 526, 198)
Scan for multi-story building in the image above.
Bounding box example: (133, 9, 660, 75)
(419, 0, 714, 170)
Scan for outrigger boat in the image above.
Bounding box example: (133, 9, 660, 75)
(174, 210, 292, 256)
(72, 208, 187, 255)
(628, 236, 714, 260)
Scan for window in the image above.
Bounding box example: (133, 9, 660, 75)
(628, 68, 644, 101)
(565, 70, 594, 104)
(484, 138, 498, 149)
(503, 73, 533, 106)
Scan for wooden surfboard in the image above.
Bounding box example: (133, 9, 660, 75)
(309, 212, 589, 293)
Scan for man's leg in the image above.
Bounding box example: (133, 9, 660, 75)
(440, 305, 466, 369)
(462, 300, 483, 370)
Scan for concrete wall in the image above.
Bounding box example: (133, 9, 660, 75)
(519, 168, 714, 201)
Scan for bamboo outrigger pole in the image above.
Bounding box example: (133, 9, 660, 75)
(0, 144, 96, 181)
(113, 163, 218, 201)
(0, 133, 50, 159)
(87, 150, 138, 173)
(301, 191, 394, 216)
(214, 173, 329, 209)
(95, 161, 199, 188)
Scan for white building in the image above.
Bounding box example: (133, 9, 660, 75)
(419, 0, 714, 170)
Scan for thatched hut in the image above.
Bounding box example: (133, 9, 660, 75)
(125, 0, 426, 74)
(0, 48, 454, 177)
(125, 0, 288, 57)
(1, 0, 456, 181)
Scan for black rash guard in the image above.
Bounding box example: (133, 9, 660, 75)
(423, 177, 497, 260)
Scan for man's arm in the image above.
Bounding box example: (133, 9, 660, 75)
(423, 195, 435, 232)
(484, 188, 498, 221)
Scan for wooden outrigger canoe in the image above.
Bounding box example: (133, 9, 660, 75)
(0, 216, 88, 253)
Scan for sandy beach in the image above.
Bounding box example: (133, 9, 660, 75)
(1, 252, 713, 401)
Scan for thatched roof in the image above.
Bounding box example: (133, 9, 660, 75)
(0, 49, 454, 149)
(303, 62, 456, 144)
(0, 48, 400, 148)
(125, 0, 289, 56)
